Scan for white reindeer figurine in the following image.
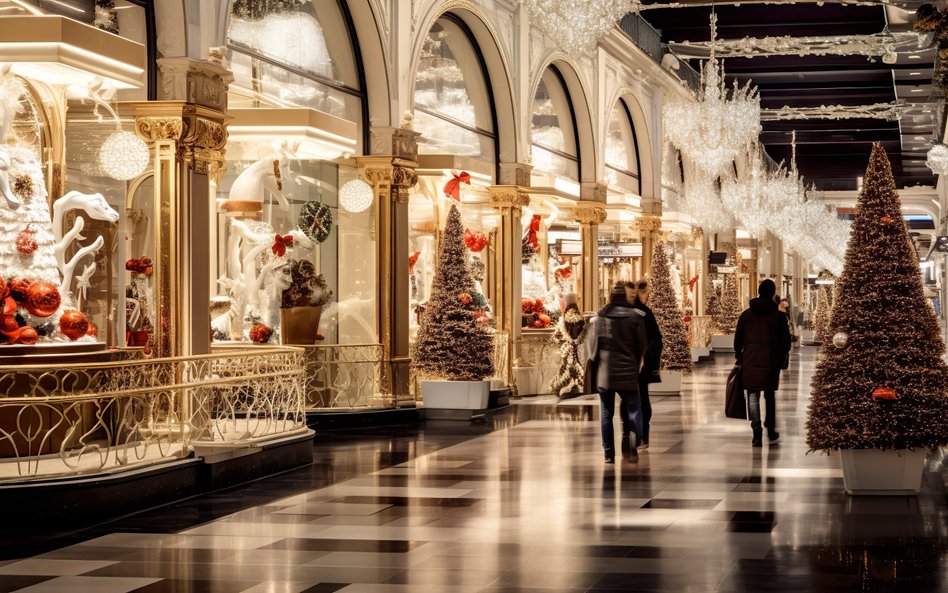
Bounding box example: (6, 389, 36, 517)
(227, 158, 288, 211)
(52, 191, 120, 307)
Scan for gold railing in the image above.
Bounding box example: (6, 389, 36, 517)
(689, 315, 712, 349)
(300, 344, 385, 409)
(0, 347, 306, 482)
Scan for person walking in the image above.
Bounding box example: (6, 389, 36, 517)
(623, 280, 662, 451)
(734, 279, 792, 447)
(584, 283, 648, 463)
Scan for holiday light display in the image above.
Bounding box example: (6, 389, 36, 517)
(650, 242, 692, 371)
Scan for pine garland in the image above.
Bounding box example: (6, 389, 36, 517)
(649, 241, 692, 370)
(411, 204, 494, 382)
(549, 305, 585, 395)
(806, 143, 948, 452)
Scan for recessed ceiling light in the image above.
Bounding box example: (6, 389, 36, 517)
(910, 72, 922, 76)
(908, 55, 922, 60)
(911, 88, 924, 92)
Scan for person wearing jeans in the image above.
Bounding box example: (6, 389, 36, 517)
(598, 387, 643, 460)
(584, 283, 648, 462)
(734, 279, 791, 447)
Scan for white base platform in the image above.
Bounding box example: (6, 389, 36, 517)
(839, 449, 927, 495)
(421, 380, 491, 410)
(710, 334, 735, 352)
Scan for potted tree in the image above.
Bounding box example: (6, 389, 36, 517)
(413, 203, 495, 410)
(648, 241, 692, 395)
(806, 143, 948, 495)
(710, 268, 741, 352)
(279, 259, 332, 344)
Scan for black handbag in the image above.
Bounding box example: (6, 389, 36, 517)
(725, 365, 747, 420)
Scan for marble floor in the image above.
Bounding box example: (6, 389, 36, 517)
(1, 346, 945, 593)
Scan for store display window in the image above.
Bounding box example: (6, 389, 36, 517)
(520, 200, 579, 330)
(531, 67, 579, 181)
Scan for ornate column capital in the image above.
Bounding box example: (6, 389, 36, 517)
(358, 157, 418, 205)
(135, 116, 184, 143)
(633, 214, 663, 234)
(370, 126, 421, 162)
(498, 162, 532, 187)
(572, 201, 608, 225)
(488, 185, 530, 211)
(156, 57, 234, 111)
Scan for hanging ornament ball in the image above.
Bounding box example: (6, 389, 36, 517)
(87, 322, 98, 338)
(9, 278, 31, 302)
(338, 179, 374, 213)
(59, 310, 90, 340)
(832, 331, 849, 349)
(1, 317, 17, 332)
(16, 224, 37, 254)
(249, 323, 273, 344)
(25, 282, 61, 318)
(298, 201, 333, 243)
(98, 130, 150, 181)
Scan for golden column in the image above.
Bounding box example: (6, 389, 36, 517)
(487, 185, 530, 384)
(128, 59, 232, 358)
(634, 214, 664, 277)
(572, 201, 608, 311)
(358, 125, 419, 404)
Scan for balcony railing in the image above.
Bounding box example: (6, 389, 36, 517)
(618, 13, 700, 95)
(0, 346, 306, 482)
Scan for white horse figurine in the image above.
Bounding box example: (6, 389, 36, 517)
(0, 151, 22, 210)
(52, 191, 120, 307)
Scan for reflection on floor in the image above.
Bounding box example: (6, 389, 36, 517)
(1, 346, 945, 593)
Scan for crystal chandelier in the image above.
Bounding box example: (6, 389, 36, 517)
(663, 14, 761, 177)
(520, 0, 640, 56)
(679, 158, 733, 235)
(926, 143, 948, 175)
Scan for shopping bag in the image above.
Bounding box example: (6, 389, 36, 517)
(725, 365, 747, 420)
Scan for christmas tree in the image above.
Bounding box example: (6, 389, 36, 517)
(806, 143, 948, 452)
(717, 271, 742, 334)
(649, 241, 692, 371)
(412, 203, 494, 382)
(706, 286, 723, 331)
(813, 270, 835, 345)
(549, 303, 585, 395)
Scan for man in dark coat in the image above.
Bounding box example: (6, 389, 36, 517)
(622, 280, 663, 451)
(585, 283, 649, 463)
(734, 279, 792, 447)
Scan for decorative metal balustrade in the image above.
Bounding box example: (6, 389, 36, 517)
(0, 346, 306, 482)
(300, 344, 385, 409)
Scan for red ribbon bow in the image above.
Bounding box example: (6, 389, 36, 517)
(443, 171, 471, 201)
(526, 214, 542, 250)
(408, 251, 421, 275)
(272, 234, 294, 257)
(688, 274, 699, 292)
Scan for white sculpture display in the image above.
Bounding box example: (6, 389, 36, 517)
(227, 158, 288, 210)
(0, 150, 22, 211)
(51, 191, 120, 307)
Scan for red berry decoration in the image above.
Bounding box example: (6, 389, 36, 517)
(249, 323, 272, 344)
(59, 309, 90, 340)
(25, 282, 61, 318)
(15, 224, 37, 255)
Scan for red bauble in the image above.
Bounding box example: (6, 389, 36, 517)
(87, 322, 98, 338)
(249, 323, 272, 344)
(25, 282, 61, 317)
(1, 316, 17, 332)
(59, 310, 90, 340)
(1, 326, 38, 345)
(9, 278, 30, 302)
(15, 224, 37, 255)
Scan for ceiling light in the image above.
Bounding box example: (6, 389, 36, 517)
(908, 55, 922, 59)
(910, 88, 924, 92)
(910, 72, 922, 76)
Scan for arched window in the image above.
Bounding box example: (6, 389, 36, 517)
(227, 0, 363, 124)
(413, 15, 496, 165)
(605, 100, 640, 194)
(531, 66, 579, 181)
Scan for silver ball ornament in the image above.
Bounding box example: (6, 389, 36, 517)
(832, 332, 849, 349)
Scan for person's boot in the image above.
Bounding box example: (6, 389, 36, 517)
(768, 430, 781, 445)
(752, 428, 763, 448)
(620, 433, 631, 458)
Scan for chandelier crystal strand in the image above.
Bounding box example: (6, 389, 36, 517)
(519, 0, 640, 56)
(663, 13, 761, 178)
(926, 143, 948, 175)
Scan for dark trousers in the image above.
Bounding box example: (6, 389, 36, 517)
(747, 390, 776, 439)
(598, 389, 642, 456)
(621, 377, 652, 443)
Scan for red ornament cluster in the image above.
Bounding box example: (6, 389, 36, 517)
(522, 297, 552, 328)
(125, 257, 153, 276)
(464, 229, 488, 252)
(250, 323, 273, 344)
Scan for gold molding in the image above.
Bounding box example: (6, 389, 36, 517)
(633, 214, 663, 234)
(572, 201, 608, 225)
(488, 185, 530, 211)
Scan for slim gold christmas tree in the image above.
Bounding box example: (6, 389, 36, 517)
(806, 143, 948, 451)
(412, 203, 494, 382)
(649, 241, 692, 371)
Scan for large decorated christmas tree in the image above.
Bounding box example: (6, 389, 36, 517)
(650, 241, 692, 371)
(717, 270, 742, 334)
(806, 143, 948, 452)
(412, 203, 494, 381)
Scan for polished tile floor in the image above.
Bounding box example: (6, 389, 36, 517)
(1, 346, 945, 592)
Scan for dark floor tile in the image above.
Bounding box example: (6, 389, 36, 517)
(640, 499, 722, 509)
(259, 538, 425, 553)
(329, 495, 480, 507)
(131, 579, 261, 593)
(0, 575, 55, 592)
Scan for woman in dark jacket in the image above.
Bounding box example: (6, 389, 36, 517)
(624, 280, 662, 450)
(585, 283, 648, 463)
(734, 279, 792, 447)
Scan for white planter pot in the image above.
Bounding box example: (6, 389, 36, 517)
(690, 348, 700, 363)
(710, 334, 735, 352)
(839, 449, 927, 495)
(421, 380, 491, 410)
(651, 370, 683, 395)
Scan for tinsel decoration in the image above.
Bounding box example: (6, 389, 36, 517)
(94, 0, 119, 35)
(806, 143, 948, 452)
(649, 241, 692, 371)
(549, 304, 586, 396)
(15, 224, 37, 254)
(411, 203, 494, 382)
(298, 201, 333, 244)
